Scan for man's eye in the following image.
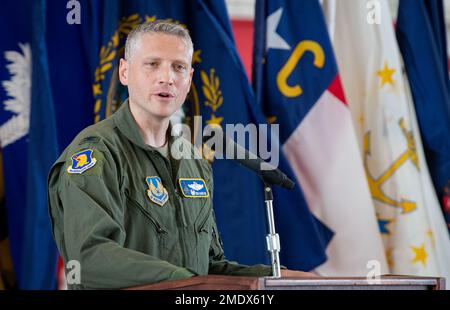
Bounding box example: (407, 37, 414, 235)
(175, 64, 186, 71)
(145, 62, 158, 67)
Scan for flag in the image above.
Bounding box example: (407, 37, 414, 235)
(253, 0, 387, 276)
(396, 0, 450, 232)
(46, 0, 94, 149)
(0, 0, 59, 289)
(22, 0, 60, 289)
(44, 1, 95, 289)
(0, 0, 32, 288)
(329, 0, 450, 282)
(79, 0, 332, 270)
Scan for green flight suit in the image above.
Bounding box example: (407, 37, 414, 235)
(48, 100, 272, 289)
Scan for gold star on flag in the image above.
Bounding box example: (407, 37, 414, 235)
(206, 114, 223, 126)
(377, 61, 396, 87)
(411, 243, 428, 267)
(192, 50, 202, 65)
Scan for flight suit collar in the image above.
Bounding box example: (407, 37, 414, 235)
(113, 99, 182, 155)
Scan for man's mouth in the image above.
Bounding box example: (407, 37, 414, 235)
(156, 92, 174, 98)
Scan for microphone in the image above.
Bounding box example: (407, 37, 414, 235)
(202, 127, 295, 190)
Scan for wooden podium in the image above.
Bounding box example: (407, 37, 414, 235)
(127, 275, 445, 290)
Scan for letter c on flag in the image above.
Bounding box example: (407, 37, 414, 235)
(277, 40, 325, 98)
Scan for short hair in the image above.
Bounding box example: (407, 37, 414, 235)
(124, 21, 194, 61)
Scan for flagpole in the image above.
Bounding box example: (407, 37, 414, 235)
(263, 184, 281, 278)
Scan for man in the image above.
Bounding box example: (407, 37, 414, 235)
(48, 21, 310, 289)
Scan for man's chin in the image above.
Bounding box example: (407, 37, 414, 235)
(153, 109, 179, 120)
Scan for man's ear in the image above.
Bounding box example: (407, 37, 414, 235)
(118, 58, 128, 86)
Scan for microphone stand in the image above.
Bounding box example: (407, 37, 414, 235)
(263, 183, 281, 278)
(202, 129, 293, 278)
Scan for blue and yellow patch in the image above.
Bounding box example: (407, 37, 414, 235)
(67, 149, 97, 174)
(146, 176, 169, 206)
(178, 178, 209, 198)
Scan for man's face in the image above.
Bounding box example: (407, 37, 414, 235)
(119, 33, 193, 122)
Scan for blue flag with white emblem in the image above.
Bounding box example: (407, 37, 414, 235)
(0, 0, 59, 289)
(80, 0, 332, 269)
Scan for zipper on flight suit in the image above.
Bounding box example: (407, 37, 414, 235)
(147, 147, 189, 266)
(153, 152, 188, 228)
(125, 190, 167, 234)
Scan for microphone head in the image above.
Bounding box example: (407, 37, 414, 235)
(202, 125, 295, 190)
(281, 177, 295, 190)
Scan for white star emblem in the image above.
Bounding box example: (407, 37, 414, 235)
(266, 7, 290, 51)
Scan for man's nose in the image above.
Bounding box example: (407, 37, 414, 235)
(158, 65, 174, 85)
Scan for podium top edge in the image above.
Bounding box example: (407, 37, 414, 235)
(263, 276, 443, 287)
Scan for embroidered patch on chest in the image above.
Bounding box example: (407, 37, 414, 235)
(146, 176, 169, 206)
(178, 178, 209, 198)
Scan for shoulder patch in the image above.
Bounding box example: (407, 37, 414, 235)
(67, 149, 97, 174)
(78, 136, 101, 145)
